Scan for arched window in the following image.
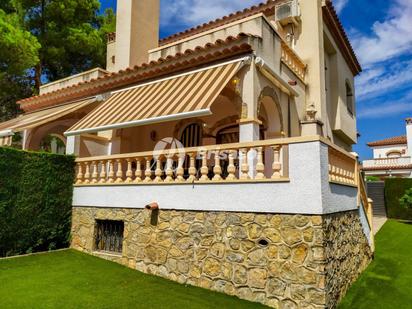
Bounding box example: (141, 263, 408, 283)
(387, 151, 402, 158)
(346, 81, 354, 115)
(180, 123, 202, 148)
(40, 134, 66, 154)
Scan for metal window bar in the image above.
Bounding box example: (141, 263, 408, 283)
(94, 220, 124, 253)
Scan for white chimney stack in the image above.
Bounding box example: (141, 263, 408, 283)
(406, 118, 412, 157)
(114, 0, 160, 72)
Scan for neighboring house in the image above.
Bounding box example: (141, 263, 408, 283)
(0, 1, 374, 308)
(363, 118, 412, 179)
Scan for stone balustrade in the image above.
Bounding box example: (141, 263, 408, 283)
(280, 42, 306, 82)
(74, 140, 287, 186)
(328, 146, 357, 186)
(362, 156, 411, 168)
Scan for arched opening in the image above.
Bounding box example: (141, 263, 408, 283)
(386, 151, 402, 158)
(39, 134, 66, 154)
(346, 81, 354, 115)
(180, 123, 203, 148)
(258, 87, 284, 139)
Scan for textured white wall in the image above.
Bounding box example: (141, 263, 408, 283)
(73, 141, 358, 215)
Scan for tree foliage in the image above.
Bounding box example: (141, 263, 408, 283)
(400, 188, 412, 209)
(0, 0, 115, 121)
(0, 10, 40, 75)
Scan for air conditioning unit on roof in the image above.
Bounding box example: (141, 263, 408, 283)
(275, 0, 301, 26)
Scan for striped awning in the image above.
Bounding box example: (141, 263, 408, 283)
(65, 60, 244, 136)
(0, 98, 97, 135)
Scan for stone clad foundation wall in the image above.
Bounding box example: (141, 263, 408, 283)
(71, 207, 371, 308)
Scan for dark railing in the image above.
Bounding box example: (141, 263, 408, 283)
(94, 220, 124, 253)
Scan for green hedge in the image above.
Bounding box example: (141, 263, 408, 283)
(0, 147, 75, 257)
(385, 178, 412, 220)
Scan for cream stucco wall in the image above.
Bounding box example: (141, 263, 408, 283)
(115, 0, 160, 70)
(372, 145, 408, 159)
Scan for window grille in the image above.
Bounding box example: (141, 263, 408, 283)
(94, 220, 124, 253)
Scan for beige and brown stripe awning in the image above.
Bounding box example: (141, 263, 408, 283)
(65, 60, 244, 136)
(0, 98, 97, 135)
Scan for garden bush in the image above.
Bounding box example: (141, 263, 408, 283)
(385, 178, 412, 221)
(0, 147, 75, 257)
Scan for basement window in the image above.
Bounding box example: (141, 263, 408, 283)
(94, 220, 124, 254)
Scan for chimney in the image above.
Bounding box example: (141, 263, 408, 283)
(114, 0, 160, 72)
(106, 32, 117, 72)
(406, 118, 412, 157)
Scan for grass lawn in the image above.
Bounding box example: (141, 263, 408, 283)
(0, 250, 266, 309)
(338, 220, 412, 309)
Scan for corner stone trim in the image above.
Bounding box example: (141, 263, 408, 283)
(71, 208, 372, 308)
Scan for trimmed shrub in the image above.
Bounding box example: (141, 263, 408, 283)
(0, 147, 75, 257)
(385, 178, 412, 220)
(400, 188, 412, 209)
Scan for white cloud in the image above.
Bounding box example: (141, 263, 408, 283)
(358, 101, 412, 119)
(161, 0, 262, 27)
(352, 0, 412, 67)
(356, 60, 412, 99)
(353, 0, 412, 109)
(333, 0, 349, 14)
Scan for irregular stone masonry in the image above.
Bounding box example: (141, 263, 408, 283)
(71, 208, 372, 309)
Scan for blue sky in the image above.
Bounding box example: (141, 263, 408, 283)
(100, 0, 412, 160)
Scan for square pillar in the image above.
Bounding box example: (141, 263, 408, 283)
(239, 119, 261, 180)
(22, 129, 31, 150)
(406, 118, 412, 157)
(66, 135, 81, 156)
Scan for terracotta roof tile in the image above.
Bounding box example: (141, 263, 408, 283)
(159, 1, 277, 46)
(322, 0, 362, 75)
(367, 135, 407, 147)
(18, 34, 255, 112)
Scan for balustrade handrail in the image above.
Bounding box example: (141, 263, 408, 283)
(362, 157, 411, 167)
(371, 156, 411, 161)
(75, 135, 353, 163)
(76, 136, 323, 162)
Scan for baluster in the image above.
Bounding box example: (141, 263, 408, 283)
(76, 163, 84, 184)
(125, 158, 133, 183)
(240, 148, 250, 180)
(144, 157, 152, 182)
(91, 161, 98, 183)
(154, 156, 163, 183)
(255, 147, 266, 180)
(134, 158, 142, 183)
(212, 150, 222, 181)
(226, 150, 237, 181)
(187, 153, 197, 182)
(107, 160, 115, 183)
(271, 145, 282, 179)
(176, 152, 185, 182)
(164, 153, 174, 183)
(200, 150, 209, 181)
(84, 162, 91, 184)
(115, 159, 124, 183)
(328, 164, 333, 182)
(99, 160, 107, 183)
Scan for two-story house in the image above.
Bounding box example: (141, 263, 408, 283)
(0, 1, 374, 308)
(363, 118, 412, 179)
